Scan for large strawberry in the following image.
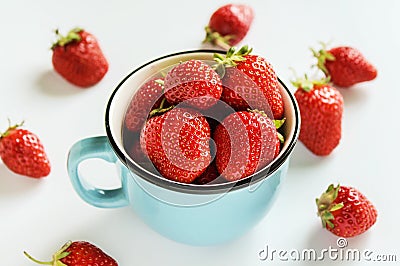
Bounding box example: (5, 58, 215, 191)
(24, 240, 118, 265)
(293, 77, 343, 156)
(124, 78, 165, 132)
(312, 44, 377, 87)
(0, 122, 50, 178)
(163, 60, 222, 110)
(214, 46, 284, 119)
(140, 107, 211, 183)
(316, 184, 378, 238)
(203, 4, 254, 50)
(52, 27, 109, 88)
(213, 110, 279, 181)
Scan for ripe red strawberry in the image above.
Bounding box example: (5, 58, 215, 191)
(213, 110, 279, 181)
(312, 44, 377, 87)
(0, 122, 50, 178)
(204, 4, 254, 50)
(124, 78, 165, 132)
(316, 184, 378, 238)
(140, 107, 211, 183)
(293, 77, 343, 156)
(52, 27, 109, 88)
(164, 60, 222, 110)
(24, 240, 118, 265)
(214, 46, 284, 119)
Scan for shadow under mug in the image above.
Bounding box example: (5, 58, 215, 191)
(67, 50, 300, 246)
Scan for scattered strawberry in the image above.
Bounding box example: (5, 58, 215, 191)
(140, 107, 211, 183)
(164, 60, 223, 110)
(292, 76, 343, 156)
(213, 110, 279, 181)
(52, 27, 109, 88)
(124, 78, 165, 132)
(312, 44, 377, 87)
(0, 122, 50, 178)
(214, 46, 284, 119)
(204, 4, 254, 50)
(24, 240, 118, 265)
(316, 184, 378, 238)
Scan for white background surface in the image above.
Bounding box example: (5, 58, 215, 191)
(1, 0, 399, 265)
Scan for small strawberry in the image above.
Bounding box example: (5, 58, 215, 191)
(213, 110, 279, 181)
(203, 4, 254, 50)
(312, 44, 377, 87)
(0, 122, 50, 178)
(124, 78, 165, 132)
(214, 46, 284, 119)
(52, 27, 109, 88)
(316, 184, 378, 238)
(24, 240, 118, 265)
(163, 60, 223, 110)
(292, 76, 343, 156)
(140, 107, 211, 183)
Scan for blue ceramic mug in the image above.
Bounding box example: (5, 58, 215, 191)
(67, 50, 300, 246)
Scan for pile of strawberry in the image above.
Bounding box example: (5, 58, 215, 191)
(0, 3, 380, 264)
(125, 45, 286, 184)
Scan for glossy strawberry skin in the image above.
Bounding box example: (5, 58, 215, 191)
(124, 78, 165, 132)
(214, 111, 278, 181)
(208, 4, 254, 45)
(61, 241, 118, 266)
(326, 186, 377, 238)
(221, 55, 284, 119)
(140, 108, 211, 183)
(325, 46, 377, 87)
(164, 60, 222, 110)
(294, 84, 343, 156)
(0, 129, 50, 178)
(52, 30, 108, 88)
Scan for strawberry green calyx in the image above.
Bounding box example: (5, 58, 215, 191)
(316, 184, 344, 229)
(274, 118, 286, 143)
(291, 74, 330, 92)
(24, 240, 72, 266)
(310, 42, 336, 75)
(51, 27, 83, 50)
(203, 26, 232, 51)
(0, 120, 24, 138)
(213, 45, 253, 78)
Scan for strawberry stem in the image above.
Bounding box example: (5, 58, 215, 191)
(291, 74, 330, 92)
(310, 42, 336, 76)
(149, 98, 174, 118)
(1, 120, 24, 138)
(23, 251, 53, 265)
(203, 26, 232, 50)
(24, 241, 71, 266)
(51, 27, 83, 50)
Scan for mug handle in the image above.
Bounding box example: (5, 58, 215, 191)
(67, 136, 129, 208)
